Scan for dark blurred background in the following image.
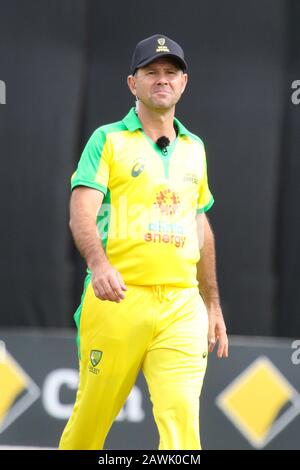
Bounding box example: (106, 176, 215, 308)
(0, 0, 299, 337)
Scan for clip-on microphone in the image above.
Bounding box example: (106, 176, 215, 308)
(156, 136, 170, 155)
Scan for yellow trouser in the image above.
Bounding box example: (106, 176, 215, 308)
(59, 281, 209, 450)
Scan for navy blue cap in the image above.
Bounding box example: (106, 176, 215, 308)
(130, 34, 188, 75)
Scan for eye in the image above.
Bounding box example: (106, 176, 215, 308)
(165, 70, 177, 77)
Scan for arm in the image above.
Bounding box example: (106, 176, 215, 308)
(70, 186, 127, 302)
(197, 213, 228, 358)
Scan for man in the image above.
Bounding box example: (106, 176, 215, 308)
(59, 33, 228, 450)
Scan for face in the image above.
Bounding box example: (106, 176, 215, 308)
(127, 57, 188, 111)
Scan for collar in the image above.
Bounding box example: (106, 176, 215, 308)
(122, 107, 190, 136)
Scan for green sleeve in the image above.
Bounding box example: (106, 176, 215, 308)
(71, 127, 109, 195)
(196, 146, 214, 214)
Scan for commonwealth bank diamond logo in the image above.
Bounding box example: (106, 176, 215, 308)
(216, 356, 300, 448)
(0, 351, 40, 434)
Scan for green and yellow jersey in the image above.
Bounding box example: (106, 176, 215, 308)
(71, 107, 214, 287)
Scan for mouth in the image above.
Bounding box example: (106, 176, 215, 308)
(153, 90, 171, 96)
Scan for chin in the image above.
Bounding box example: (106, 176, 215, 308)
(151, 99, 174, 110)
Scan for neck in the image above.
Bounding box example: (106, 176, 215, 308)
(136, 102, 177, 143)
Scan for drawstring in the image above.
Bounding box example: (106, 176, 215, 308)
(152, 285, 168, 303)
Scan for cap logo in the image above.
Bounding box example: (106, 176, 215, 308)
(156, 37, 170, 53)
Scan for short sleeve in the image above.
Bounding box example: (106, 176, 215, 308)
(71, 128, 110, 195)
(196, 147, 214, 214)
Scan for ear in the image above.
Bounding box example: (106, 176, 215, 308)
(181, 73, 188, 94)
(127, 75, 137, 97)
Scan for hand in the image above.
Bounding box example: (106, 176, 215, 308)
(207, 304, 228, 358)
(91, 261, 127, 303)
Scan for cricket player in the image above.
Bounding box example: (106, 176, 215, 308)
(59, 33, 228, 450)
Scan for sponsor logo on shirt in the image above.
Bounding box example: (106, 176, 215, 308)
(154, 189, 180, 216)
(131, 158, 145, 177)
(144, 189, 186, 248)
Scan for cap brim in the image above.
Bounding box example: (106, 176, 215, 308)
(133, 53, 187, 74)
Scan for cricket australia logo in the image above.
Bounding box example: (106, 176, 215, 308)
(156, 38, 170, 53)
(89, 350, 103, 375)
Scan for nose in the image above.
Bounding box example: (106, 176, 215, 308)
(155, 72, 169, 85)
